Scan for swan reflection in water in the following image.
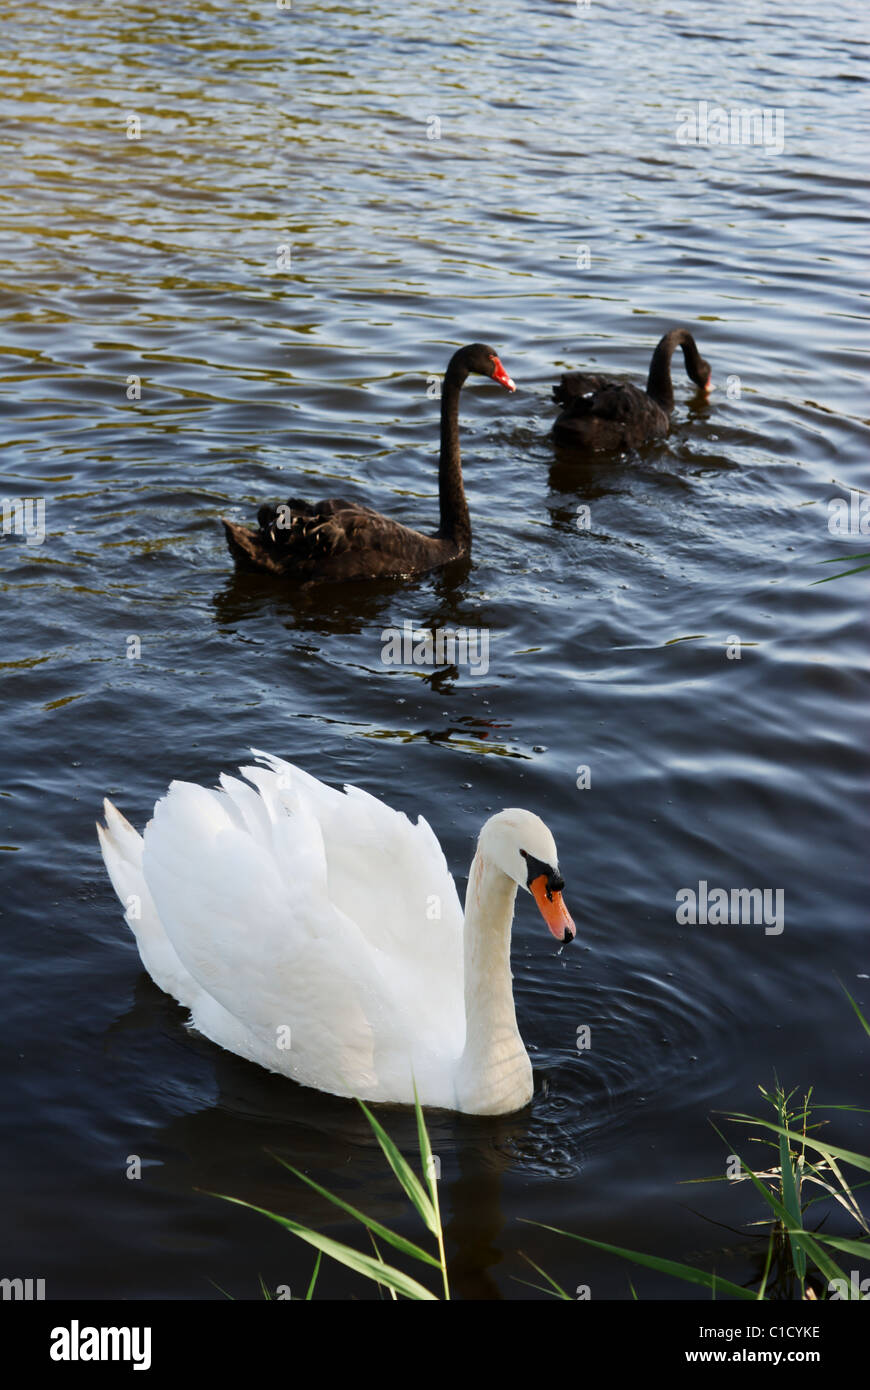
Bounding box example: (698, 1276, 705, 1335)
(105, 977, 576, 1301)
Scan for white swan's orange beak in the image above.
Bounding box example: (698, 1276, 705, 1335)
(530, 874, 576, 943)
(491, 356, 516, 392)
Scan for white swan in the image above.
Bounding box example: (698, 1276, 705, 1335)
(98, 751, 575, 1116)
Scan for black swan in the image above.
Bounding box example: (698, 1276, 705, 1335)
(551, 328, 713, 451)
(222, 343, 515, 582)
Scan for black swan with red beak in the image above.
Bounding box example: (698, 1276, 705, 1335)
(223, 343, 515, 582)
(552, 328, 713, 451)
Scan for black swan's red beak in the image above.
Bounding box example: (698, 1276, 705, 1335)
(491, 357, 516, 392)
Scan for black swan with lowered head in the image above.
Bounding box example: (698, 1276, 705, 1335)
(552, 328, 713, 450)
(222, 343, 516, 582)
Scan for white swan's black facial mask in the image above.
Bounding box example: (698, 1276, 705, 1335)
(520, 850, 576, 943)
(521, 850, 564, 895)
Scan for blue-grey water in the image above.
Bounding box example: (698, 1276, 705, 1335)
(1, 0, 868, 1299)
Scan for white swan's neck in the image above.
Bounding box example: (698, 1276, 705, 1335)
(454, 849, 533, 1115)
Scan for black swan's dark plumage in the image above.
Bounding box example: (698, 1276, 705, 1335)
(222, 343, 515, 582)
(552, 328, 713, 451)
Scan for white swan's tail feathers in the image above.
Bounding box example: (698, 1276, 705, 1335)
(99, 797, 144, 868)
(98, 798, 144, 905)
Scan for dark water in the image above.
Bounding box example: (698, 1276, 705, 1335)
(1, 0, 868, 1300)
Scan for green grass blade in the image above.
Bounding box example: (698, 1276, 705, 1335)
(810, 1235, 870, 1261)
(818, 553, 870, 564)
(799, 1160, 868, 1231)
(267, 1156, 440, 1268)
(838, 980, 870, 1038)
(727, 1116, 870, 1174)
(812, 562, 870, 583)
(757, 1229, 775, 1301)
(814, 1106, 870, 1114)
(305, 1251, 321, 1300)
(804, 1177, 870, 1207)
(412, 1084, 450, 1299)
(791, 1236, 848, 1293)
(357, 1099, 437, 1234)
(414, 1084, 436, 1207)
(519, 1220, 757, 1300)
(368, 1233, 397, 1299)
(776, 1092, 806, 1283)
(511, 1276, 564, 1296)
(517, 1252, 572, 1300)
(209, 1192, 438, 1300)
(725, 1155, 849, 1291)
(723, 1145, 804, 1227)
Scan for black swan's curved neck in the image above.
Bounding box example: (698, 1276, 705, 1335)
(438, 358, 471, 547)
(646, 329, 706, 412)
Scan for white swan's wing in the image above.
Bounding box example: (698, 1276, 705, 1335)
(107, 753, 466, 1103)
(248, 751, 463, 975)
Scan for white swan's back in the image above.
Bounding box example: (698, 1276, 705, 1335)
(99, 751, 466, 1107)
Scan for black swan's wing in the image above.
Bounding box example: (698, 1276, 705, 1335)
(223, 498, 448, 581)
(552, 378, 669, 449)
(552, 372, 612, 408)
(258, 499, 407, 558)
(554, 378, 652, 421)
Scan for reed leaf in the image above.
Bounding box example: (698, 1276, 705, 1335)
(305, 1251, 321, 1300)
(358, 1099, 437, 1234)
(726, 1117, 870, 1174)
(812, 554, 870, 583)
(210, 1192, 438, 1301)
(838, 980, 870, 1038)
(266, 1156, 441, 1268)
(518, 1220, 757, 1300)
